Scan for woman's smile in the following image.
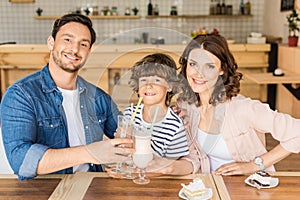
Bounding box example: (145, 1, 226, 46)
(192, 77, 207, 85)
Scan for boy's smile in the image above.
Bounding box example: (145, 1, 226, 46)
(138, 76, 170, 107)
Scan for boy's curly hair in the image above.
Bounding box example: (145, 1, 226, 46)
(129, 53, 197, 106)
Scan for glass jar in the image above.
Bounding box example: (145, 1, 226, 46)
(111, 6, 118, 16)
(92, 6, 98, 16)
(125, 7, 131, 15)
(170, 5, 177, 16)
(102, 6, 110, 16)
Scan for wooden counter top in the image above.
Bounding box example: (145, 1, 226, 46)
(1, 172, 300, 200)
(0, 43, 270, 53)
(244, 70, 300, 84)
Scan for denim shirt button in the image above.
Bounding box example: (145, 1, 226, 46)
(98, 119, 101, 123)
(91, 164, 94, 166)
(50, 124, 53, 128)
(80, 105, 83, 109)
(85, 126, 89, 129)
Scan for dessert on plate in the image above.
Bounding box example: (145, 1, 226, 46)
(181, 178, 206, 199)
(248, 171, 272, 187)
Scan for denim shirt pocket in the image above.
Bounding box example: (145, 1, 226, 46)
(37, 117, 65, 148)
(89, 113, 107, 124)
(87, 113, 107, 141)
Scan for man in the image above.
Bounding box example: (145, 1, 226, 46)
(0, 13, 131, 180)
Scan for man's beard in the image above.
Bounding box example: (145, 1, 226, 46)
(52, 50, 85, 73)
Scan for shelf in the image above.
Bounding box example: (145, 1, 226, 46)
(35, 14, 252, 20)
(145, 14, 253, 19)
(34, 15, 141, 20)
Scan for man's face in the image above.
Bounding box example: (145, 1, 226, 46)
(48, 22, 92, 73)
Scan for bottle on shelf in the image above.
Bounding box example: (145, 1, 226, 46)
(240, 0, 245, 15)
(221, 0, 226, 15)
(216, 0, 221, 15)
(209, 0, 216, 15)
(245, 1, 251, 15)
(170, 5, 178, 16)
(148, 0, 153, 16)
(154, 4, 159, 16)
(226, 5, 232, 15)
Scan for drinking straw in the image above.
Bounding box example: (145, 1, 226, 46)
(131, 97, 143, 123)
(125, 103, 134, 129)
(150, 106, 160, 133)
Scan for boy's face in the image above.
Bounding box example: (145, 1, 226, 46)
(138, 76, 170, 107)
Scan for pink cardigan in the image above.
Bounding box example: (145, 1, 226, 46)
(179, 95, 300, 173)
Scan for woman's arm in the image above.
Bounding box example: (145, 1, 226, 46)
(214, 144, 291, 175)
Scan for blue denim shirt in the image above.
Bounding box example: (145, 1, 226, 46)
(0, 65, 120, 180)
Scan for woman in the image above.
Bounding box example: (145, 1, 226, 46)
(176, 34, 300, 175)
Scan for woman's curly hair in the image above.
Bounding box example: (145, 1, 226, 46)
(129, 53, 197, 106)
(177, 34, 243, 106)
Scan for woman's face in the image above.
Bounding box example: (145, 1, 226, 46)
(186, 48, 223, 94)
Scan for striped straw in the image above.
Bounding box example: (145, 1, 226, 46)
(131, 97, 143, 123)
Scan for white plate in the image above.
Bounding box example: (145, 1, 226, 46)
(244, 176, 279, 189)
(178, 188, 212, 200)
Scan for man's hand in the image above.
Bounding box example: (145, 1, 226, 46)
(86, 138, 133, 164)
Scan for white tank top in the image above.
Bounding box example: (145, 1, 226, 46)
(59, 87, 89, 173)
(197, 129, 234, 171)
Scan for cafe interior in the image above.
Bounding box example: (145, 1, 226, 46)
(0, 0, 300, 199)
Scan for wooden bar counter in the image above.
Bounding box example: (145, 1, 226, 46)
(0, 44, 270, 104)
(1, 172, 300, 199)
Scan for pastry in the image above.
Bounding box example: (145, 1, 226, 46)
(181, 178, 206, 199)
(273, 69, 284, 76)
(248, 171, 272, 187)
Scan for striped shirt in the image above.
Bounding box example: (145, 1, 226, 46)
(123, 104, 189, 158)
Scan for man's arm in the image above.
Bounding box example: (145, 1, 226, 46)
(37, 146, 92, 175)
(37, 138, 133, 175)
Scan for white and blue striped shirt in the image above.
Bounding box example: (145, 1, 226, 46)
(124, 104, 189, 158)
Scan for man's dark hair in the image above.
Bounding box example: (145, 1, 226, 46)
(51, 13, 96, 47)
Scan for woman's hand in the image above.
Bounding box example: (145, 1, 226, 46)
(171, 105, 189, 126)
(214, 161, 257, 176)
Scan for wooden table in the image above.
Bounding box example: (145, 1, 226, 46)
(0, 173, 219, 200)
(243, 70, 300, 111)
(1, 172, 300, 199)
(213, 172, 300, 200)
(0, 174, 65, 200)
(244, 70, 300, 84)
